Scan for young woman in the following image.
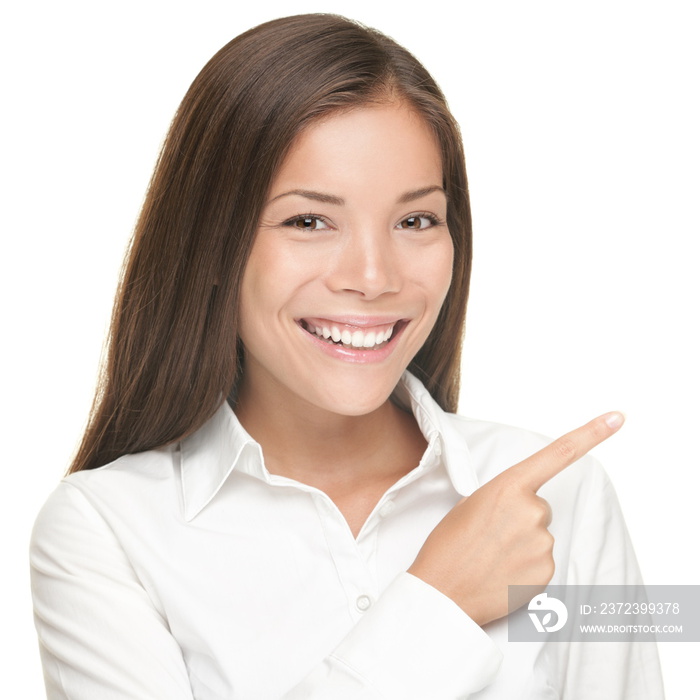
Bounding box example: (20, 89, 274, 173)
(30, 14, 664, 699)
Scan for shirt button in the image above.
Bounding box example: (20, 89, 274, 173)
(433, 440, 443, 457)
(378, 500, 395, 518)
(356, 595, 372, 612)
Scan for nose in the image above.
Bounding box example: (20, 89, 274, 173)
(325, 228, 401, 299)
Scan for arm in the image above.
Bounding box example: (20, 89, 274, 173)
(403, 412, 667, 697)
(284, 573, 502, 699)
(31, 482, 195, 700)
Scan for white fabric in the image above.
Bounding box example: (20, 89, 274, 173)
(30, 372, 664, 698)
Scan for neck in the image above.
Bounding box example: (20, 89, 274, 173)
(234, 373, 426, 493)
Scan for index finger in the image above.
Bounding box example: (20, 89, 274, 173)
(506, 412, 625, 491)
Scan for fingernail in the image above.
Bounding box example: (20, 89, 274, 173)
(605, 411, 625, 430)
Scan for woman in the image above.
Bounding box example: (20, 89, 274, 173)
(30, 14, 663, 699)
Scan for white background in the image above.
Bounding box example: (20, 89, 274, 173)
(3, 1, 698, 696)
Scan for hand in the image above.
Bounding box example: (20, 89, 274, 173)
(407, 412, 625, 626)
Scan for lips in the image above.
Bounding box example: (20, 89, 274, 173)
(298, 317, 405, 350)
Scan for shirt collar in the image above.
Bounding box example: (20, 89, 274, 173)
(180, 371, 479, 521)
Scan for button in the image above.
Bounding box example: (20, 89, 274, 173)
(433, 440, 443, 457)
(356, 595, 372, 612)
(378, 500, 395, 518)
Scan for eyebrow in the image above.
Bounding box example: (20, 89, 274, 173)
(269, 189, 345, 205)
(268, 185, 447, 207)
(397, 185, 447, 204)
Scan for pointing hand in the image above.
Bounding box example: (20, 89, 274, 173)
(407, 412, 624, 626)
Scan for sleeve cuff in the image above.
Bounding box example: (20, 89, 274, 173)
(329, 572, 503, 698)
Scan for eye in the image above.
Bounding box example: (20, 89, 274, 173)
(397, 213, 442, 230)
(283, 215, 331, 231)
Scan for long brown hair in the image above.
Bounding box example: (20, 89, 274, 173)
(69, 14, 472, 473)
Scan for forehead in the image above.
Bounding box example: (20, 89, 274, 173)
(268, 104, 443, 199)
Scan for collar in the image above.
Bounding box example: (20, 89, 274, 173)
(180, 371, 479, 521)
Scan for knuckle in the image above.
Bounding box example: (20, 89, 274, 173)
(552, 436, 578, 462)
(529, 504, 546, 528)
(543, 555, 555, 581)
(538, 498, 553, 526)
(526, 495, 552, 527)
(531, 529, 555, 560)
(538, 528, 555, 551)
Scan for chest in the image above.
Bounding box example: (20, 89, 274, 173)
(128, 472, 458, 697)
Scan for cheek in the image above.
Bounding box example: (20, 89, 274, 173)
(239, 233, 288, 316)
(242, 231, 321, 297)
(238, 243, 275, 350)
(420, 234, 455, 309)
(238, 234, 315, 344)
(440, 236, 455, 295)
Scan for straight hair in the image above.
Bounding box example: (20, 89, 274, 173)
(69, 14, 472, 473)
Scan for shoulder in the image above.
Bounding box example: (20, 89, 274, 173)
(31, 445, 180, 557)
(444, 413, 555, 482)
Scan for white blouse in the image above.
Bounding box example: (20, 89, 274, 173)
(30, 372, 664, 698)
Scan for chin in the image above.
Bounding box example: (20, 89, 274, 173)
(303, 375, 400, 418)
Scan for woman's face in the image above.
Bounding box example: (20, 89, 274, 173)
(238, 103, 454, 417)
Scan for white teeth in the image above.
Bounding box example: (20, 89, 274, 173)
(305, 320, 397, 349)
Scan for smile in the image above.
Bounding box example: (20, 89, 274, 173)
(298, 318, 405, 351)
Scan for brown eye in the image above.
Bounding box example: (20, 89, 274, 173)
(286, 215, 330, 230)
(295, 217, 317, 229)
(398, 215, 436, 230)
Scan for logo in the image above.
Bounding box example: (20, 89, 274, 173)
(528, 592, 568, 633)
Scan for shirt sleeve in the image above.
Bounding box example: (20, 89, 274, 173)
(30, 481, 195, 700)
(283, 572, 502, 699)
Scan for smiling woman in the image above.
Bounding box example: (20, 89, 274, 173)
(235, 105, 453, 534)
(237, 106, 453, 419)
(30, 13, 663, 700)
